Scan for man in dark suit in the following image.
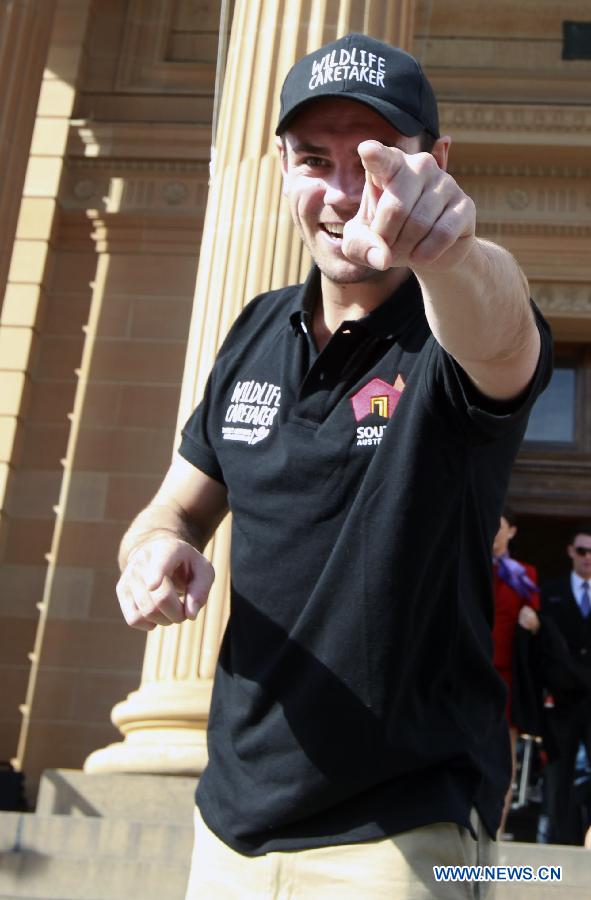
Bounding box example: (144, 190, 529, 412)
(540, 524, 591, 844)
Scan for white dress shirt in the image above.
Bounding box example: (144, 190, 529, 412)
(571, 571, 591, 614)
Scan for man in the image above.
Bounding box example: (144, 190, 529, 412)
(491, 508, 539, 837)
(539, 525, 591, 845)
(117, 34, 552, 898)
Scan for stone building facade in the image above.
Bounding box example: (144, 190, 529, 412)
(1, 0, 590, 801)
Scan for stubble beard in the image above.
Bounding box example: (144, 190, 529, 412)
(317, 259, 389, 285)
(302, 231, 389, 287)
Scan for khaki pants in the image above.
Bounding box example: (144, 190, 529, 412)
(185, 808, 496, 899)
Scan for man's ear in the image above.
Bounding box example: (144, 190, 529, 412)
(431, 135, 451, 172)
(276, 135, 288, 194)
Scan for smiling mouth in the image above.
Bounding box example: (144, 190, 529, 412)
(321, 223, 344, 239)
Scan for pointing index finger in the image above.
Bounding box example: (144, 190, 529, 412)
(357, 141, 406, 187)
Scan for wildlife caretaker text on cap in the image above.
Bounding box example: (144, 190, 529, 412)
(276, 33, 439, 139)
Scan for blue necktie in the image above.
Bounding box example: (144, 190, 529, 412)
(581, 581, 590, 619)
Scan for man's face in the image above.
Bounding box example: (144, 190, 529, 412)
(278, 98, 423, 286)
(568, 532, 591, 579)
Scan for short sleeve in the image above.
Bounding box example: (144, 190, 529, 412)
(426, 302, 553, 443)
(179, 372, 225, 485)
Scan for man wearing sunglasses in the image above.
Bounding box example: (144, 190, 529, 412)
(540, 525, 591, 844)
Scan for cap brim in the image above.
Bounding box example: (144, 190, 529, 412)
(276, 93, 431, 138)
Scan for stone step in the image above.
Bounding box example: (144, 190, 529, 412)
(1, 807, 589, 899)
(35, 769, 196, 826)
(0, 855, 189, 900)
(0, 812, 193, 900)
(496, 840, 590, 899)
(0, 811, 193, 862)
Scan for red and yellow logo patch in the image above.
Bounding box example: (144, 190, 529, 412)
(351, 375, 405, 423)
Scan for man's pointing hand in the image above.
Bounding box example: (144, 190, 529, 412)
(341, 141, 476, 274)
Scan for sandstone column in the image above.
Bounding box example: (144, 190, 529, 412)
(1, 0, 91, 770)
(0, 0, 56, 545)
(0, 0, 56, 311)
(85, 0, 416, 775)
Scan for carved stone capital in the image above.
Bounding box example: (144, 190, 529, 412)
(61, 160, 209, 216)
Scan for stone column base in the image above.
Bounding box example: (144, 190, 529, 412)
(85, 679, 212, 775)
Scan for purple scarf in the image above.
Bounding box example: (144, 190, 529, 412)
(494, 554, 539, 602)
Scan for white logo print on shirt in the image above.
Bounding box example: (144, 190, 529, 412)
(222, 380, 281, 446)
(308, 47, 386, 90)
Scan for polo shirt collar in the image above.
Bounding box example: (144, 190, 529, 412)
(289, 266, 422, 341)
(289, 267, 321, 336)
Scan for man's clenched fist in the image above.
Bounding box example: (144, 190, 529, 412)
(117, 536, 215, 631)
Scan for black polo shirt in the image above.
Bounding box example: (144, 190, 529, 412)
(179, 267, 552, 856)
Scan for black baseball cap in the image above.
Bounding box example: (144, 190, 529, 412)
(276, 33, 439, 139)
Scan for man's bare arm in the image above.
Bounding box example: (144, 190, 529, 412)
(119, 453, 228, 568)
(117, 453, 228, 631)
(415, 238, 540, 402)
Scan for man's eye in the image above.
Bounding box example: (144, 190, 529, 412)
(300, 156, 329, 168)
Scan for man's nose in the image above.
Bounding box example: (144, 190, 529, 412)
(323, 167, 363, 209)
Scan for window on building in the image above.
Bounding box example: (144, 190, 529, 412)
(524, 363, 577, 444)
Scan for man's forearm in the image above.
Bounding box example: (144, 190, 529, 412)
(414, 238, 540, 400)
(416, 238, 531, 363)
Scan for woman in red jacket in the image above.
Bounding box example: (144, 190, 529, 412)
(492, 506, 540, 838)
